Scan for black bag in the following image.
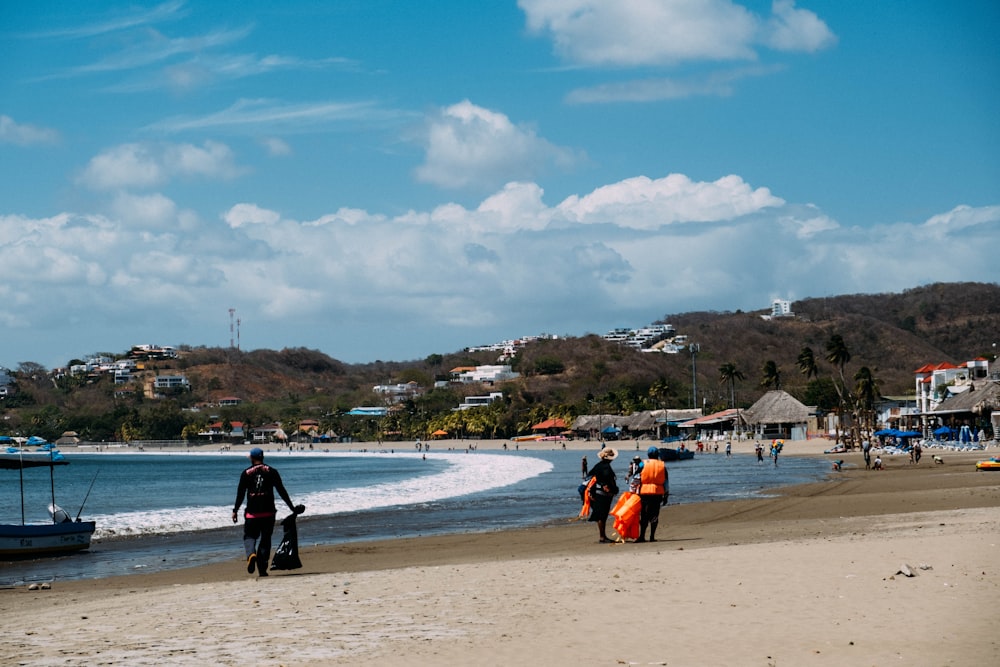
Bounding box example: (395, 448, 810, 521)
(271, 512, 302, 570)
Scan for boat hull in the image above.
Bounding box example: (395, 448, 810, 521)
(0, 521, 96, 558)
(975, 461, 1000, 471)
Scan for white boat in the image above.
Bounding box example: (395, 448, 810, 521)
(0, 445, 96, 559)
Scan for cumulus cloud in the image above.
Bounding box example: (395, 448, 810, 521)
(414, 100, 580, 190)
(519, 0, 835, 66)
(79, 140, 243, 190)
(1, 174, 997, 367)
(764, 0, 837, 52)
(0, 115, 59, 145)
(556, 173, 784, 228)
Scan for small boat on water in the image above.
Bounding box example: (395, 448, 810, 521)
(975, 458, 1000, 471)
(0, 444, 96, 559)
(657, 446, 695, 461)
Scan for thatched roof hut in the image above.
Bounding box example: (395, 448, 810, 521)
(743, 390, 812, 440)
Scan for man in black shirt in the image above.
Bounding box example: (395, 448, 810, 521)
(233, 447, 301, 577)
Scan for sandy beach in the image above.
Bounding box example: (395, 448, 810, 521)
(3, 438, 998, 666)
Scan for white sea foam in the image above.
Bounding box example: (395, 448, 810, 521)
(89, 452, 552, 539)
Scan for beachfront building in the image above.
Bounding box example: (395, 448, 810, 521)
(251, 423, 287, 443)
(742, 390, 814, 441)
(677, 408, 747, 441)
(914, 358, 994, 434)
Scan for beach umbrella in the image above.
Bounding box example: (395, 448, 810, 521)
(932, 426, 953, 437)
(897, 430, 921, 438)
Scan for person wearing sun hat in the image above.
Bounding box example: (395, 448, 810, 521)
(233, 447, 303, 577)
(584, 447, 619, 543)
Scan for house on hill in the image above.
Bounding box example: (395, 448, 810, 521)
(742, 390, 814, 441)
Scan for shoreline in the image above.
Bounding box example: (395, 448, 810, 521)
(3, 446, 998, 665)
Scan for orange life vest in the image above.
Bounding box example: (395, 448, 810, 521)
(611, 491, 641, 540)
(579, 477, 597, 518)
(639, 459, 666, 495)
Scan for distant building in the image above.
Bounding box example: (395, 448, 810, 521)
(761, 299, 794, 320)
(455, 392, 504, 411)
(450, 365, 519, 385)
(373, 381, 421, 403)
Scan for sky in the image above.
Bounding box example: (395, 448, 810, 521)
(1, 1, 998, 369)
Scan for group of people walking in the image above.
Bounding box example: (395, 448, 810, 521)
(581, 445, 668, 544)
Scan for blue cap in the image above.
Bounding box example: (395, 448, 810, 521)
(249, 447, 264, 459)
(647, 446, 660, 457)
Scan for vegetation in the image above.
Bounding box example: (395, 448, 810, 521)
(0, 282, 996, 444)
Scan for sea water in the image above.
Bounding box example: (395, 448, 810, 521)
(0, 448, 830, 584)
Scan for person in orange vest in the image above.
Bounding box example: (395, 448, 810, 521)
(637, 446, 668, 543)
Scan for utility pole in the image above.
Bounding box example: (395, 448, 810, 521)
(690, 343, 700, 411)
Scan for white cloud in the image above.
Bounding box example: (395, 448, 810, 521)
(1, 176, 997, 368)
(556, 173, 784, 228)
(566, 64, 783, 103)
(260, 137, 292, 156)
(0, 115, 59, 145)
(79, 140, 243, 191)
(764, 0, 837, 52)
(414, 100, 579, 190)
(520, 0, 835, 67)
(150, 98, 391, 133)
(224, 203, 282, 228)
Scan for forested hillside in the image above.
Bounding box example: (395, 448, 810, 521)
(2, 282, 996, 442)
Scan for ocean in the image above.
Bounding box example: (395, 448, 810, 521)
(1, 447, 830, 585)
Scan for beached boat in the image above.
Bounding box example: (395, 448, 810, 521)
(975, 458, 1000, 471)
(0, 446, 96, 559)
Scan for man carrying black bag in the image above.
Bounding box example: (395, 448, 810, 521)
(271, 509, 305, 570)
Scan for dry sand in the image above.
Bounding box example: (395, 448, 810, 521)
(3, 439, 999, 666)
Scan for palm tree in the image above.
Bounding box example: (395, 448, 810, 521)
(797, 346, 819, 379)
(825, 334, 852, 386)
(718, 362, 744, 410)
(854, 366, 880, 439)
(760, 360, 782, 390)
(825, 334, 853, 445)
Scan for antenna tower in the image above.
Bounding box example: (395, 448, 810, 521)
(236, 317, 241, 351)
(229, 308, 236, 349)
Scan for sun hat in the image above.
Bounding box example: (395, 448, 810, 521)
(249, 447, 264, 459)
(598, 448, 617, 461)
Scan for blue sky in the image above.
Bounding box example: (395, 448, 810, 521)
(2, 1, 998, 368)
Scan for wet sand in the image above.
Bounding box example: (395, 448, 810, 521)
(3, 439, 998, 666)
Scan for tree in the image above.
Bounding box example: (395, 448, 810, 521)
(760, 360, 782, 390)
(854, 366, 880, 439)
(718, 362, 744, 409)
(825, 334, 853, 445)
(797, 347, 819, 380)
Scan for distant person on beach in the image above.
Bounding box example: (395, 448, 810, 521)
(637, 446, 667, 543)
(863, 440, 872, 469)
(725, 442, 731, 457)
(627, 455, 643, 493)
(914, 442, 922, 463)
(872, 455, 883, 470)
(233, 448, 302, 577)
(585, 448, 619, 543)
(581, 456, 588, 479)
(755, 442, 764, 463)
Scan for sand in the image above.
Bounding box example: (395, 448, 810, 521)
(3, 438, 998, 666)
